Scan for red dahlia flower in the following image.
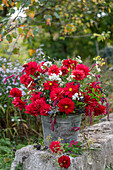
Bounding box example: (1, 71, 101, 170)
(25, 99, 45, 116)
(57, 98, 75, 114)
(72, 69, 85, 80)
(94, 104, 106, 116)
(64, 82, 79, 98)
(71, 60, 78, 70)
(37, 62, 48, 74)
(24, 61, 38, 75)
(63, 59, 73, 68)
(20, 74, 33, 88)
(86, 81, 101, 94)
(40, 103, 51, 116)
(48, 64, 60, 75)
(49, 141, 62, 153)
(30, 92, 45, 102)
(58, 155, 71, 168)
(76, 64, 90, 78)
(60, 66, 69, 76)
(12, 97, 27, 111)
(9, 87, 22, 97)
(50, 87, 64, 101)
(43, 80, 59, 91)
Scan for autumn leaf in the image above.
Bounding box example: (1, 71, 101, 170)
(2, 64, 5, 71)
(20, 25, 25, 27)
(5, 158, 9, 162)
(27, 29, 34, 38)
(29, 49, 36, 56)
(0, 5, 3, 10)
(0, 34, 2, 42)
(64, 26, 67, 34)
(2, 0, 9, 7)
(46, 18, 51, 26)
(11, 2, 15, 7)
(29, 11, 35, 19)
(31, 0, 34, 6)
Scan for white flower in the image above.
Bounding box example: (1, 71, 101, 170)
(96, 61, 101, 72)
(67, 75, 74, 81)
(87, 75, 92, 79)
(43, 61, 52, 67)
(41, 66, 44, 70)
(76, 56, 82, 63)
(59, 70, 62, 75)
(72, 93, 79, 100)
(49, 73, 61, 81)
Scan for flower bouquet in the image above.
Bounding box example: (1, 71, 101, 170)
(8, 56, 109, 144)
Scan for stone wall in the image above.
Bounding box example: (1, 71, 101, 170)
(11, 113, 113, 170)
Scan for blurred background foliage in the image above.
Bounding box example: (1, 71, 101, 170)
(0, 0, 113, 169)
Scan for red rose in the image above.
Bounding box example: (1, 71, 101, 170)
(9, 87, 22, 97)
(57, 98, 75, 114)
(58, 155, 71, 168)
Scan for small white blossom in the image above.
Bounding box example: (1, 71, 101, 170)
(49, 73, 61, 81)
(72, 93, 79, 100)
(76, 56, 82, 63)
(43, 61, 52, 67)
(87, 75, 92, 79)
(59, 70, 62, 76)
(67, 75, 74, 81)
(41, 66, 44, 70)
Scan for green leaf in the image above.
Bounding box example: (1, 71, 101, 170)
(0, 104, 5, 113)
(54, 12, 60, 19)
(17, 2, 20, 10)
(6, 34, 12, 43)
(18, 28, 23, 34)
(70, 154, 77, 157)
(12, 32, 17, 39)
(10, 8, 15, 14)
(44, 15, 52, 21)
(13, 48, 19, 54)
